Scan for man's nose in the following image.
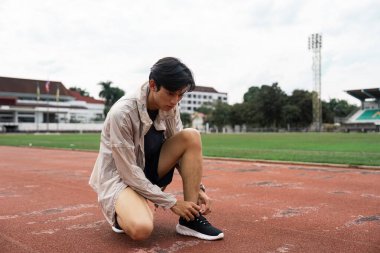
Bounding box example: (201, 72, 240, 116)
(171, 95, 181, 104)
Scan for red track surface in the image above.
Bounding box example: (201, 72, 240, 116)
(0, 146, 379, 253)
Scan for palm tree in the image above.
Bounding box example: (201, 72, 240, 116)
(98, 81, 113, 104)
(98, 81, 125, 116)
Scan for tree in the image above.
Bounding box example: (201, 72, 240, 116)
(229, 103, 246, 127)
(69, 86, 90, 97)
(286, 89, 313, 127)
(209, 101, 231, 131)
(195, 103, 213, 125)
(98, 81, 125, 116)
(242, 83, 287, 128)
(259, 83, 287, 128)
(328, 99, 358, 118)
(243, 86, 260, 103)
(180, 113, 192, 128)
(321, 98, 358, 124)
(282, 104, 301, 129)
(242, 86, 263, 126)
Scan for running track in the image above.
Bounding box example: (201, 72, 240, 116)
(0, 146, 379, 253)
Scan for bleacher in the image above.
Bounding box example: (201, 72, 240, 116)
(356, 109, 380, 121)
(343, 88, 380, 132)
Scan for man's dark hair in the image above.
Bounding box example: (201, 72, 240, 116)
(149, 57, 195, 92)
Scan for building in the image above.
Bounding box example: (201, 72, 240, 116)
(0, 76, 104, 132)
(180, 86, 228, 114)
(342, 88, 380, 132)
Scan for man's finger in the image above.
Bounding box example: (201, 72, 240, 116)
(188, 212, 195, 220)
(191, 202, 201, 210)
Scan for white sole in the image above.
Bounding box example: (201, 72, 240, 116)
(176, 224, 224, 240)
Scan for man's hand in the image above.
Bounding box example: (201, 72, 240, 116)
(170, 200, 201, 221)
(198, 190, 212, 215)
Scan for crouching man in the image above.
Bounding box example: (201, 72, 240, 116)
(89, 57, 224, 241)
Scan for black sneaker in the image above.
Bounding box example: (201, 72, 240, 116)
(176, 214, 224, 240)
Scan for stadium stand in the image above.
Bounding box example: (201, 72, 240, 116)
(357, 109, 380, 120)
(343, 88, 380, 132)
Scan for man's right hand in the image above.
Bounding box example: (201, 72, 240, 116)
(170, 200, 201, 221)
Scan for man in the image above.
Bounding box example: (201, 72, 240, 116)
(89, 57, 224, 241)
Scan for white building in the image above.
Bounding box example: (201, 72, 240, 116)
(0, 76, 105, 132)
(180, 86, 228, 114)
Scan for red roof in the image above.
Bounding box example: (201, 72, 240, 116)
(194, 86, 226, 94)
(0, 76, 70, 96)
(0, 76, 104, 105)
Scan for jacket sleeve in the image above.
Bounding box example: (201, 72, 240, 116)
(175, 107, 184, 132)
(166, 107, 183, 138)
(108, 109, 177, 209)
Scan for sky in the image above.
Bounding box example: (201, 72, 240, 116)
(1, 0, 379, 105)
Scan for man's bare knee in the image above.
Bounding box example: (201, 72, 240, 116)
(126, 220, 153, 241)
(181, 128, 201, 146)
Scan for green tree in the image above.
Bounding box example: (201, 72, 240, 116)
(322, 98, 358, 124)
(242, 83, 287, 128)
(286, 89, 313, 127)
(328, 99, 358, 118)
(69, 86, 90, 97)
(195, 103, 214, 124)
(229, 103, 246, 126)
(98, 81, 125, 116)
(243, 86, 260, 103)
(242, 86, 262, 126)
(180, 113, 192, 128)
(209, 101, 231, 131)
(282, 104, 301, 129)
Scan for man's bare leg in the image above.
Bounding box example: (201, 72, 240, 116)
(114, 128, 203, 240)
(114, 187, 154, 240)
(158, 128, 203, 204)
(158, 128, 223, 240)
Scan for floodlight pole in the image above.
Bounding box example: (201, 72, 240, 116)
(308, 33, 322, 132)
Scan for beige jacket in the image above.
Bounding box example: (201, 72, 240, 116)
(89, 82, 181, 225)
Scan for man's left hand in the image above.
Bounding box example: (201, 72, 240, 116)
(198, 190, 211, 215)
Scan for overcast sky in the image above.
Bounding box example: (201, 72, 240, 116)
(1, 0, 379, 105)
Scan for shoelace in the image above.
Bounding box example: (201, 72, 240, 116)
(195, 216, 210, 225)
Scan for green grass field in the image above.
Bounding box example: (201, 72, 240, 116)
(0, 132, 379, 166)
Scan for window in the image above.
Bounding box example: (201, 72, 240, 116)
(18, 117, 35, 123)
(0, 112, 14, 122)
(203, 95, 207, 99)
(18, 112, 35, 123)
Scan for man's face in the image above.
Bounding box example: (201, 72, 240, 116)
(153, 85, 188, 111)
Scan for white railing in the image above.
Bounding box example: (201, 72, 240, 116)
(16, 123, 104, 132)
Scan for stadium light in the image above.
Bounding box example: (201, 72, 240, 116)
(308, 33, 322, 132)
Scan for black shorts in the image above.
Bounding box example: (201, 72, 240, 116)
(144, 125, 175, 188)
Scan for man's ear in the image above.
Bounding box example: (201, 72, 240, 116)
(149, 80, 157, 92)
